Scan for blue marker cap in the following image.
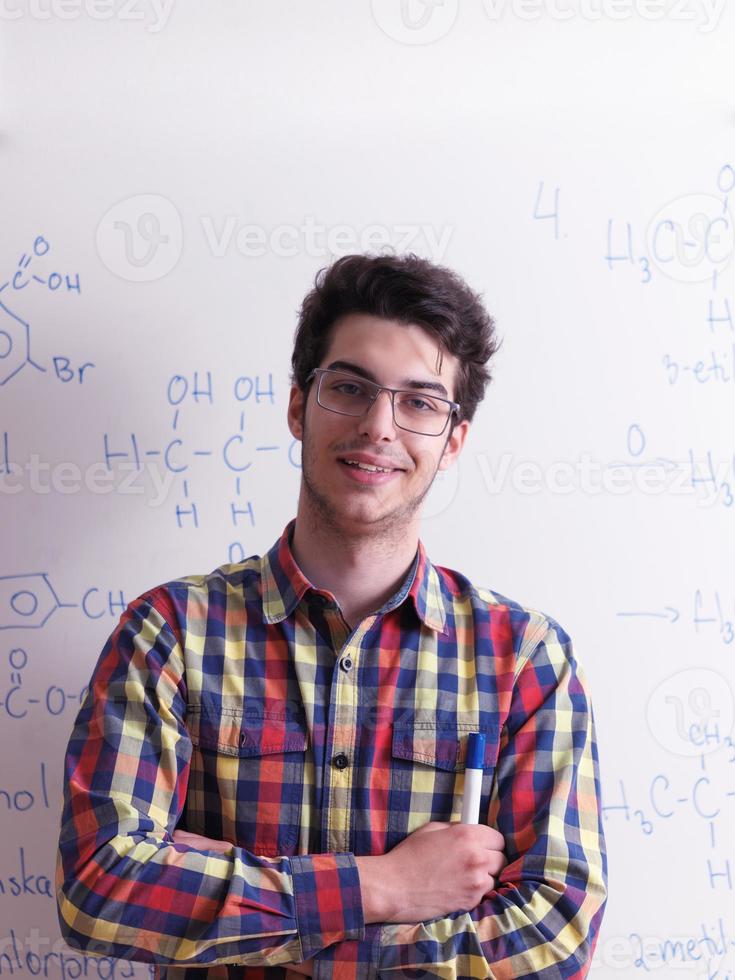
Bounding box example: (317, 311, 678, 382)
(466, 731, 485, 770)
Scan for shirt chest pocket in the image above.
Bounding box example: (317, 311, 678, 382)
(185, 701, 308, 857)
(387, 723, 497, 849)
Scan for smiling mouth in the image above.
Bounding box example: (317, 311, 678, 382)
(337, 459, 404, 474)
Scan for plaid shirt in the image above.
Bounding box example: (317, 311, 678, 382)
(56, 518, 607, 980)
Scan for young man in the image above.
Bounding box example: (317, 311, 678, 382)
(56, 254, 607, 979)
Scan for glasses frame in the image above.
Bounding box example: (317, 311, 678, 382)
(305, 367, 461, 437)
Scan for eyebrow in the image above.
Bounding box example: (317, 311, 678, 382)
(325, 360, 451, 399)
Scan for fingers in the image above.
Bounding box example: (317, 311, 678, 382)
(446, 822, 505, 851)
(483, 853, 508, 896)
(488, 849, 507, 877)
(484, 827, 505, 850)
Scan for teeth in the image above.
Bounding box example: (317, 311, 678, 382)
(344, 460, 393, 473)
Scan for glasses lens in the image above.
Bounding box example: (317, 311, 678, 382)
(318, 371, 451, 435)
(318, 372, 374, 415)
(394, 391, 450, 435)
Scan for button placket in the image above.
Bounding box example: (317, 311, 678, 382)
(325, 643, 359, 853)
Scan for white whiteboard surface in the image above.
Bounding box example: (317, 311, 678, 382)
(2, 4, 734, 977)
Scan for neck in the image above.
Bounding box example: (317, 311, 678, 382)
(289, 500, 420, 625)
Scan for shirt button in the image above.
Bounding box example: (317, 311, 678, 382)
(333, 752, 349, 770)
(341, 657, 353, 672)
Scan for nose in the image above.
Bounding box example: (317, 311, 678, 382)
(357, 388, 397, 442)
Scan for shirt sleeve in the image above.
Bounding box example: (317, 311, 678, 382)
(55, 588, 365, 969)
(314, 619, 608, 980)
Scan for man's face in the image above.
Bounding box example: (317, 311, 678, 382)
(287, 313, 469, 538)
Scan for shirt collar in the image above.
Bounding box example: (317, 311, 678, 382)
(261, 518, 447, 633)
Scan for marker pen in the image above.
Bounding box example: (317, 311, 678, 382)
(460, 731, 485, 824)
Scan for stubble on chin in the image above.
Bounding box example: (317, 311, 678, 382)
(299, 419, 442, 541)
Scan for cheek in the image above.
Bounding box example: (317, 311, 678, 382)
(411, 447, 441, 480)
(304, 416, 346, 459)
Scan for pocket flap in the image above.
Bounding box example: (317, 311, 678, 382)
(392, 722, 497, 772)
(187, 697, 308, 758)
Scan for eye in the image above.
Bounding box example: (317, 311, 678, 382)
(333, 381, 365, 396)
(404, 396, 438, 412)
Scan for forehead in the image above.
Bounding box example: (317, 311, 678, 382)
(319, 313, 458, 396)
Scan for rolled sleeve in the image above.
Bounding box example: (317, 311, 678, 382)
(290, 853, 366, 960)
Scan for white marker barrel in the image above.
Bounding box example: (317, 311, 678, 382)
(460, 731, 485, 824)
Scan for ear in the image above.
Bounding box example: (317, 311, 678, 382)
(437, 419, 470, 471)
(287, 383, 306, 440)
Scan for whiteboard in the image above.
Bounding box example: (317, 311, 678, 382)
(2, 3, 734, 977)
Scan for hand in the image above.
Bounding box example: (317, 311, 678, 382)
(356, 821, 506, 924)
(171, 829, 233, 854)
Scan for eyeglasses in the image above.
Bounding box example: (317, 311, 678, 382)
(305, 368, 461, 437)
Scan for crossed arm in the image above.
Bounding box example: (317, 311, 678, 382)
(173, 822, 507, 976)
(56, 594, 607, 978)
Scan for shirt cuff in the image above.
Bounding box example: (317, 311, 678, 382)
(311, 926, 382, 980)
(290, 853, 366, 960)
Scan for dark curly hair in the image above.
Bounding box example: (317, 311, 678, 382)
(290, 253, 501, 424)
